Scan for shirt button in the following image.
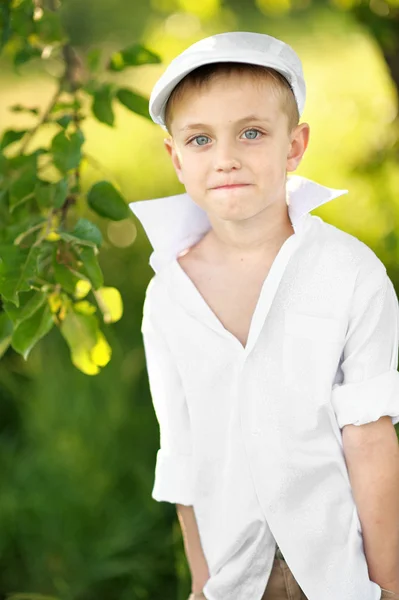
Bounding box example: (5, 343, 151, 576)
(251, 429, 261, 435)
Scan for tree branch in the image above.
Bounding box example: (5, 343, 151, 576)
(19, 82, 62, 155)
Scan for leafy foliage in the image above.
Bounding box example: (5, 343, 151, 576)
(0, 0, 162, 375)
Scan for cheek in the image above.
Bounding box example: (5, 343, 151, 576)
(257, 149, 287, 177)
(246, 146, 274, 167)
(181, 154, 207, 179)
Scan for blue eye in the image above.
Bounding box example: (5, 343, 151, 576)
(243, 129, 261, 140)
(190, 135, 210, 146)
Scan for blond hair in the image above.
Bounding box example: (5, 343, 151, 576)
(164, 62, 300, 135)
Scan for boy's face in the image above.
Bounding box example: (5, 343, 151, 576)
(164, 71, 310, 225)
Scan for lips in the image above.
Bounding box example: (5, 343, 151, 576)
(212, 184, 250, 189)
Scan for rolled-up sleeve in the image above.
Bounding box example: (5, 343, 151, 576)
(141, 282, 195, 505)
(331, 263, 399, 429)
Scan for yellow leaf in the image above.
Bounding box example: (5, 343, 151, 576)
(71, 348, 100, 375)
(74, 279, 92, 300)
(111, 51, 123, 69)
(74, 301, 97, 315)
(60, 307, 102, 375)
(90, 330, 112, 367)
(41, 215, 60, 241)
(45, 231, 61, 242)
(47, 293, 62, 313)
(58, 303, 67, 322)
(94, 287, 123, 323)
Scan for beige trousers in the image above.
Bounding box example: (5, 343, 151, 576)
(188, 553, 399, 599)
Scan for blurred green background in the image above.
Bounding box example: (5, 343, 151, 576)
(0, 0, 398, 598)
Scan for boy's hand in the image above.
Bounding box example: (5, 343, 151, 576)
(188, 594, 207, 600)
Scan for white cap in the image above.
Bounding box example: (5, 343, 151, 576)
(149, 31, 306, 131)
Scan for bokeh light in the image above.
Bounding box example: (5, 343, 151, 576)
(107, 219, 137, 247)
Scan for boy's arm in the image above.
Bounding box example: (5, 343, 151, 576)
(331, 266, 399, 592)
(342, 417, 399, 593)
(176, 504, 210, 594)
(141, 281, 195, 505)
(140, 282, 210, 591)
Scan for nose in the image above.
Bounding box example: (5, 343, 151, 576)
(214, 139, 241, 172)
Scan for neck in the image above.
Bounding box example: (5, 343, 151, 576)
(200, 198, 294, 264)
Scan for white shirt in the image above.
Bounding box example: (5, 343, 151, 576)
(129, 175, 399, 600)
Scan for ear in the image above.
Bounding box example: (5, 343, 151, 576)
(286, 123, 310, 173)
(164, 137, 184, 184)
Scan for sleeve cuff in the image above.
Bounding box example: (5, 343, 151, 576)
(331, 369, 399, 429)
(151, 449, 195, 505)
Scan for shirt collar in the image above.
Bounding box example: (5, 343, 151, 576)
(129, 175, 348, 274)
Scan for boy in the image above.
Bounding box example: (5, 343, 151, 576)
(129, 32, 399, 600)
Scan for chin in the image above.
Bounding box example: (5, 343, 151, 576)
(211, 205, 258, 222)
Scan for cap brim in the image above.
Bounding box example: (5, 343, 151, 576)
(149, 52, 297, 130)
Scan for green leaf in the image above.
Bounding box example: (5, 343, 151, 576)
(50, 99, 81, 114)
(0, 129, 28, 150)
(9, 104, 40, 115)
(14, 44, 42, 68)
(0, 245, 41, 305)
(78, 246, 103, 290)
(87, 47, 101, 72)
(8, 151, 39, 171)
(91, 85, 114, 126)
(87, 181, 129, 221)
(53, 259, 81, 295)
(0, 0, 12, 50)
(35, 181, 52, 210)
(72, 218, 103, 247)
(107, 44, 161, 72)
(7, 151, 40, 185)
(51, 130, 84, 173)
(35, 9, 66, 44)
(56, 115, 73, 129)
(3, 290, 47, 326)
(11, 302, 54, 360)
(35, 178, 68, 209)
(7, 0, 34, 40)
(9, 165, 37, 211)
(53, 177, 69, 209)
(61, 306, 97, 349)
(0, 214, 46, 246)
(0, 312, 13, 359)
(36, 243, 54, 279)
(115, 88, 151, 120)
(6, 152, 43, 211)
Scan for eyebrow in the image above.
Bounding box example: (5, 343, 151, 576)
(178, 115, 272, 133)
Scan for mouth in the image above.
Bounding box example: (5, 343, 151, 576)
(212, 184, 251, 190)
